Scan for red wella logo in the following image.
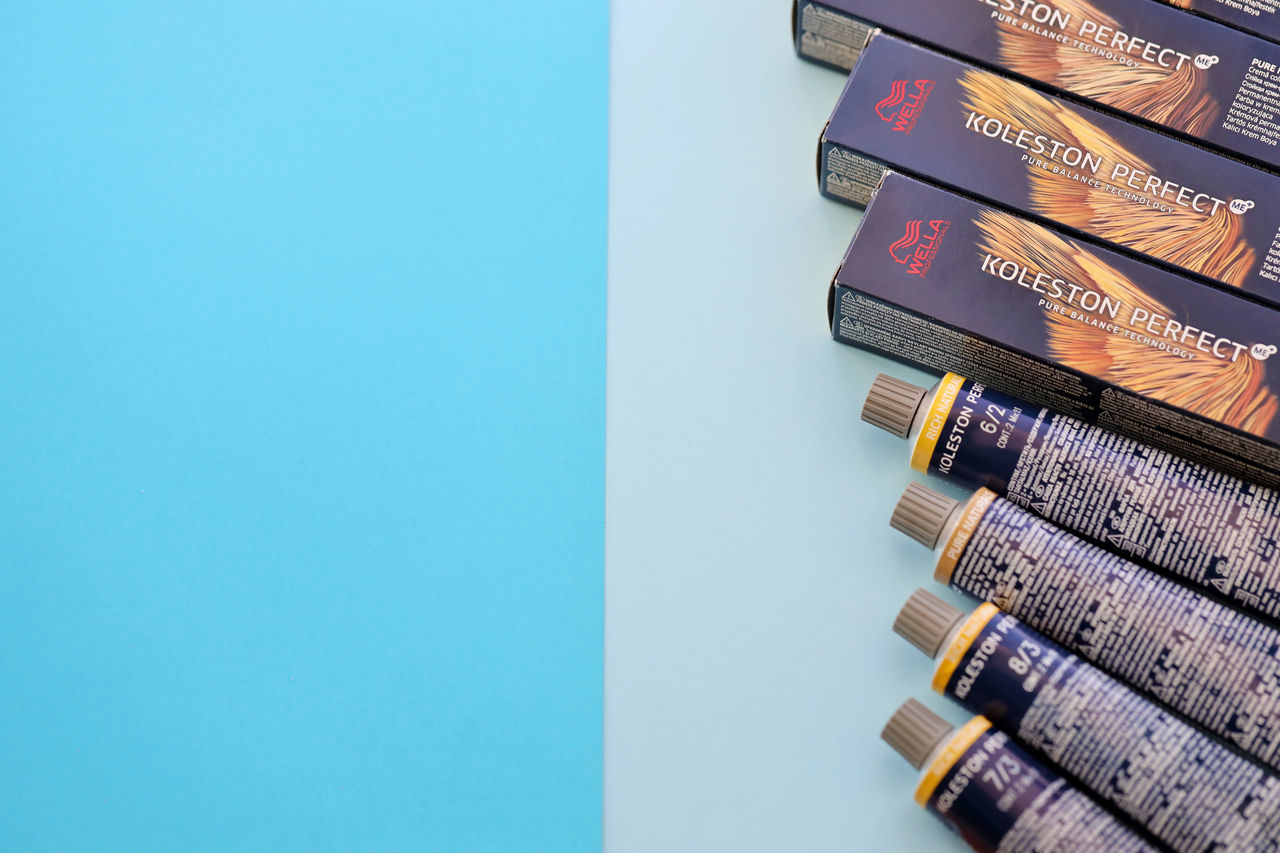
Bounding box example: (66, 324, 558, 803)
(889, 218, 950, 277)
(875, 79, 935, 135)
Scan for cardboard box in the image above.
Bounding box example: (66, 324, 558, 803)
(831, 171, 1280, 486)
(793, 0, 1280, 172)
(819, 32, 1280, 309)
(1159, 0, 1280, 46)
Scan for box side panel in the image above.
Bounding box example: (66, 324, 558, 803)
(794, 1, 877, 71)
(831, 286, 1280, 488)
(819, 140, 889, 207)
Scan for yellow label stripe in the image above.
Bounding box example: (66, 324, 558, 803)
(931, 602, 1001, 694)
(914, 716, 993, 807)
(935, 488, 997, 584)
(911, 373, 966, 473)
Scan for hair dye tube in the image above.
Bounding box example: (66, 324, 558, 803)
(894, 588, 1280, 851)
(881, 699, 1156, 852)
(890, 481, 1280, 774)
(863, 372, 1280, 620)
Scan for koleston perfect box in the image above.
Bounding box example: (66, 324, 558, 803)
(830, 171, 1280, 487)
(1158, 0, 1280, 47)
(793, 0, 1280, 171)
(819, 32, 1280, 308)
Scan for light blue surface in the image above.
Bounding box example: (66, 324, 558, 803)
(1, 3, 606, 851)
(606, 2, 973, 850)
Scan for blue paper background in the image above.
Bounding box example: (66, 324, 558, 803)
(606, 2, 971, 851)
(1, 2, 606, 850)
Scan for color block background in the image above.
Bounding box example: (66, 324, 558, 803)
(1, 2, 606, 851)
(606, 1, 972, 850)
(5, 1, 982, 849)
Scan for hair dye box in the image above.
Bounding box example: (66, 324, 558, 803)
(831, 171, 1280, 486)
(819, 32, 1280, 310)
(793, 0, 1280, 172)
(1160, 0, 1280, 46)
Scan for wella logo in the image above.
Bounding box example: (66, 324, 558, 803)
(889, 218, 951, 277)
(875, 79, 935, 135)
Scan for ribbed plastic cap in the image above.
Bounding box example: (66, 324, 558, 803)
(894, 589, 965, 658)
(882, 699, 954, 770)
(891, 482, 960, 549)
(861, 374, 927, 439)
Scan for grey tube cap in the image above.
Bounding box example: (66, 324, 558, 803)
(891, 482, 960, 549)
(894, 588, 966, 658)
(882, 699, 954, 770)
(862, 374, 927, 439)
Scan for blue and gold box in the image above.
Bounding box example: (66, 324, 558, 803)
(1160, 0, 1280, 45)
(830, 171, 1280, 486)
(795, 0, 1280, 172)
(819, 32, 1280, 308)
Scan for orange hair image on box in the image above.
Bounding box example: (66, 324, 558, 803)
(974, 210, 1278, 435)
(992, 0, 1219, 134)
(958, 69, 1256, 287)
